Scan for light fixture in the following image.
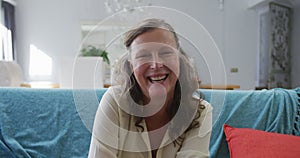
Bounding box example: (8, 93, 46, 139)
(104, 0, 151, 14)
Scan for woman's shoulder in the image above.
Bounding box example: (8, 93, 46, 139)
(199, 99, 213, 112)
(100, 86, 126, 108)
(192, 91, 213, 112)
(105, 85, 123, 98)
(103, 86, 132, 110)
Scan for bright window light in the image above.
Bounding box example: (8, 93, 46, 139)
(29, 44, 52, 77)
(0, 23, 13, 61)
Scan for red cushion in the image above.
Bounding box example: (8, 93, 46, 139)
(224, 124, 300, 158)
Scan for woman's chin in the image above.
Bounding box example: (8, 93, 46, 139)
(149, 82, 167, 96)
(147, 83, 167, 106)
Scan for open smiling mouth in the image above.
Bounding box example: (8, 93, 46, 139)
(148, 74, 169, 83)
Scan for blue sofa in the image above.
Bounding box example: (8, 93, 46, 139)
(0, 87, 299, 158)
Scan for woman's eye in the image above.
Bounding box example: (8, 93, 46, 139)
(162, 51, 172, 55)
(159, 50, 175, 56)
(135, 52, 151, 59)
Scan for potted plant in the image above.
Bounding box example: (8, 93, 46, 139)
(80, 45, 110, 65)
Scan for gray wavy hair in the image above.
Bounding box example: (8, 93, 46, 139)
(112, 18, 204, 149)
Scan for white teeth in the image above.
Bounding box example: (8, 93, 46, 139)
(150, 75, 167, 81)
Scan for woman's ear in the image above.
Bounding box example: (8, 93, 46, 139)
(126, 50, 133, 71)
(126, 59, 134, 72)
(130, 63, 134, 72)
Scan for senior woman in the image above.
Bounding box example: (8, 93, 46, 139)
(88, 18, 212, 158)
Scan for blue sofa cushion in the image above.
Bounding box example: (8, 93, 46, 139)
(206, 88, 300, 158)
(0, 88, 106, 158)
(0, 87, 299, 158)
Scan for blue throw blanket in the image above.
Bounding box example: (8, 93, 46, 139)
(206, 88, 300, 158)
(0, 87, 299, 158)
(0, 88, 106, 158)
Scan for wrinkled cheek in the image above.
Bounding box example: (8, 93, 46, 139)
(165, 60, 180, 78)
(131, 64, 149, 87)
(131, 62, 148, 73)
(132, 71, 149, 97)
(174, 62, 180, 78)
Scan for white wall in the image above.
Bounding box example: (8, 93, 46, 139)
(222, 0, 258, 89)
(15, 0, 108, 84)
(291, 4, 300, 88)
(14, 0, 299, 89)
(150, 0, 258, 89)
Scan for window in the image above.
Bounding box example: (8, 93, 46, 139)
(1, 0, 16, 61)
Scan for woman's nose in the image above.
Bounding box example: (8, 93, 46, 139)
(150, 62, 164, 69)
(150, 54, 164, 69)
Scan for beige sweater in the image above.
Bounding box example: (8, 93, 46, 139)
(88, 86, 212, 158)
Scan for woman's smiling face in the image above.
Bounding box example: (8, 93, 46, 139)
(129, 28, 180, 100)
